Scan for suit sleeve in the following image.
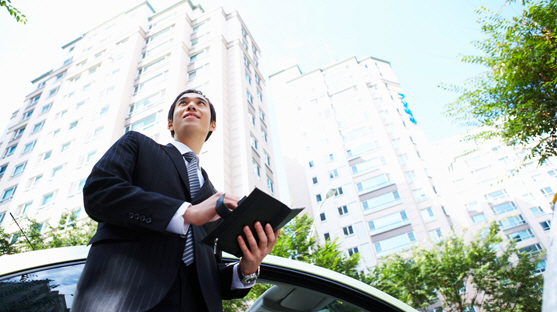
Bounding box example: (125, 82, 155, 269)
(83, 131, 184, 233)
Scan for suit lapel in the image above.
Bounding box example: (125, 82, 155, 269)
(161, 144, 191, 199)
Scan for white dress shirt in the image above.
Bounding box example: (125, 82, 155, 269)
(165, 140, 254, 288)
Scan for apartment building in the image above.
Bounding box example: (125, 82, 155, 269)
(432, 135, 554, 273)
(270, 57, 453, 271)
(0, 1, 278, 237)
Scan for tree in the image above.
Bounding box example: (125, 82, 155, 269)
(1, 0, 27, 24)
(0, 213, 96, 256)
(223, 214, 360, 311)
(442, 0, 557, 165)
(369, 222, 544, 311)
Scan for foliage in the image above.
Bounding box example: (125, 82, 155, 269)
(369, 222, 544, 312)
(224, 214, 360, 311)
(1, 0, 27, 24)
(0, 213, 96, 256)
(442, 0, 557, 165)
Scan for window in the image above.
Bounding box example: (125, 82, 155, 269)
(374, 232, 416, 256)
(485, 189, 508, 202)
(93, 127, 103, 138)
(334, 187, 343, 196)
(0, 212, 4, 225)
(4, 145, 17, 158)
(61, 142, 71, 152)
(69, 179, 87, 196)
(129, 91, 164, 116)
(346, 140, 380, 159)
(11, 162, 26, 177)
(86, 151, 97, 164)
(31, 121, 45, 133)
(309, 160, 314, 168)
(429, 229, 443, 242)
(499, 215, 526, 230)
(48, 87, 60, 97)
(316, 194, 322, 203)
(471, 213, 487, 224)
(342, 225, 354, 236)
(357, 174, 392, 194)
(15, 202, 32, 217)
(540, 220, 551, 231)
(530, 206, 546, 216)
(12, 127, 25, 140)
(27, 174, 43, 189)
(40, 103, 52, 114)
(40, 192, 55, 208)
(536, 260, 547, 273)
(369, 211, 409, 235)
(338, 205, 348, 216)
(69, 121, 79, 130)
(413, 189, 427, 202)
(252, 159, 260, 179)
(30, 95, 41, 105)
(329, 169, 339, 179)
(520, 244, 543, 255)
(248, 112, 255, 125)
(266, 177, 274, 194)
(507, 229, 535, 242)
(420, 207, 435, 222)
(126, 114, 157, 132)
(22, 110, 33, 121)
(244, 56, 250, 68)
(261, 128, 268, 142)
(63, 57, 73, 65)
(405, 171, 416, 183)
(320, 213, 326, 221)
(492, 202, 517, 215)
(95, 51, 103, 59)
(245, 71, 251, 84)
(362, 191, 402, 212)
(247, 91, 253, 105)
(83, 83, 92, 91)
(51, 165, 64, 178)
(99, 106, 109, 115)
(250, 134, 258, 150)
(541, 186, 555, 197)
(137, 56, 167, 76)
(0, 164, 7, 177)
(41, 150, 52, 161)
(255, 74, 261, 85)
(259, 110, 265, 123)
(398, 154, 409, 166)
(257, 89, 263, 101)
(1, 186, 16, 203)
(262, 152, 271, 167)
(391, 138, 401, 150)
(22, 141, 36, 154)
(312, 177, 318, 184)
(190, 51, 203, 63)
(324, 233, 330, 241)
(348, 247, 359, 257)
(350, 156, 386, 176)
(88, 66, 99, 75)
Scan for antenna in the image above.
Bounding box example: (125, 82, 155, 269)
(9, 213, 36, 251)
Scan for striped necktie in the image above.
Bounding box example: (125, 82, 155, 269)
(182, 152, 200, 266)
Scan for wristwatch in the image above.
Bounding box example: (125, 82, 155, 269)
(239, 266, 260, 284)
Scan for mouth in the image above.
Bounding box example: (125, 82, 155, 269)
(183, 113, 199, 119)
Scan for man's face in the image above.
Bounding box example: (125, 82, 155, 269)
(168, 93, 216, 141)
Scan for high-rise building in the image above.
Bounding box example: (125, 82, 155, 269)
(0, 1, 278, 237)
(432, 134, 554, 273)
(270, 56, 453, 271)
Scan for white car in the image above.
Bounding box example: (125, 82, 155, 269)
(0, 246, 417, 311)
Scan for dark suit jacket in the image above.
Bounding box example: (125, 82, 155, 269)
(72, 131, 249, 312)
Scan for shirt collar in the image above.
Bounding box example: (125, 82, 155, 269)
(169, 141, 200, 166)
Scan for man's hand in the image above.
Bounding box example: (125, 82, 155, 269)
(238, 222, 280, 275)
(183, 192, 240, 226)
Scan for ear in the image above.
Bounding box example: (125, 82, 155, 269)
(209, 120, 216, 132)
(167, 120, 174, 131)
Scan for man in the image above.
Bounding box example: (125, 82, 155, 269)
(73, 90, 279, 312)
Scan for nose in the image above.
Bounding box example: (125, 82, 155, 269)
(186, 101, 197, 110)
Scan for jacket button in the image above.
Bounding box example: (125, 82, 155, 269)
(146, 217, 152, 224)
(129, 212, 134, 219)
(140, 215, 146, 222)
(134, 213, 140, 220)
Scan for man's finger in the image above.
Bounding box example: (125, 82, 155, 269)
(237, 236, 252, 258)
(243, 225, 259, 252)
(255, 222, 268, 248)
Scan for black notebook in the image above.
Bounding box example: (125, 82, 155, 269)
(201, 187, 303, 258)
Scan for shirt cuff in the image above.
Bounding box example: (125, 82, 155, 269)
(165, 202, 191, 235)
(232, 263, 256, 289)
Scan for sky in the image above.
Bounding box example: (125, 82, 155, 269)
(0, 0, 517, 142)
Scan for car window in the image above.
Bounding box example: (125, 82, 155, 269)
(0, 263, 84, 311)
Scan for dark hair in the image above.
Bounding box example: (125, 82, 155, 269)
(168, 89, 216, 141)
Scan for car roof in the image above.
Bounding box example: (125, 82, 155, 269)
(0, 246, 416, 311)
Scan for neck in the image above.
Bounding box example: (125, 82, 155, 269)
(175, 135, 204, 154)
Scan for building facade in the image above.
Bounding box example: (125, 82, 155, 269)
(0, 1, 278, 238)
(270, 57, 453, 271)
(432, 134, 554, 273)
